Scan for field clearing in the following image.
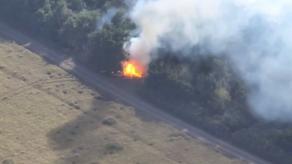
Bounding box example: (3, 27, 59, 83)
(0, 39, 245, 164)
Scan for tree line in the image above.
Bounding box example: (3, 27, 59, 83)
(0, 0, 133, 72)
(1, 1, 292, 163)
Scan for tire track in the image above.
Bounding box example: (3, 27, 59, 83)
(0, 68, 73, 101)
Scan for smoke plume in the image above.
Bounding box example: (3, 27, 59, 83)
(96, 8, 118, 30)
(125, 0, 292, 121)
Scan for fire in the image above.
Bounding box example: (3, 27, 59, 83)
(121, 59, 146, 79)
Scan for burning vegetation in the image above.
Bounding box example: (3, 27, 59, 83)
(121, 59, 146, 79)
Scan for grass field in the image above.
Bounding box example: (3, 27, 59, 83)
(0, 38, 245, 164)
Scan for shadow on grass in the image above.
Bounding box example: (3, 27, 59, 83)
(47, 92, 120, 164)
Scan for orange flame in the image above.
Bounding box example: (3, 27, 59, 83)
(121, 59, 146, 79)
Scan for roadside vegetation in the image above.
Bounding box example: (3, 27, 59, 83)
(1, 0, 292, 164)
(0, 0, 134, 72)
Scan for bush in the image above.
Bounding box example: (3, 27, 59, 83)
(102, 116, 117, 126)
(104, 143, 123, 154)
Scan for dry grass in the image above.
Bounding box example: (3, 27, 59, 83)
(0, 39, 245, 164)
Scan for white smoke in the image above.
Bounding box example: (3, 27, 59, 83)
(125, 0, 292, 121)
(96, 8, 118, 30)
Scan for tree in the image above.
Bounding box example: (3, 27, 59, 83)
(86, 11, 134, 73)
(58, 10, 98, 51)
